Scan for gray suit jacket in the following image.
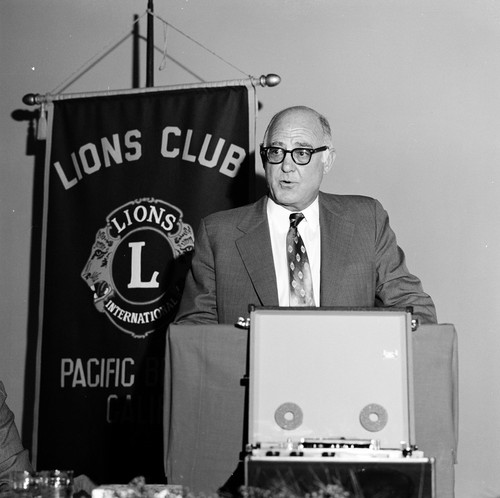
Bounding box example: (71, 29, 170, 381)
(0, 381, 33, 491)
(175, 192, 437, 325)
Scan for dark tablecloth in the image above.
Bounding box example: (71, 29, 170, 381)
(164, 323, 458, 497)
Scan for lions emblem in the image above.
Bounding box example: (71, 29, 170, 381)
(81, 198, 194, 338)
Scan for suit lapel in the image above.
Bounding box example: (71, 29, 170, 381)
(319, 193, 355, 306)
(234, 193, 355, 307)
(235, 197, 279, 306)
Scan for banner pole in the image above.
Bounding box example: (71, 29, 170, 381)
(132, 14, 140, 89)
(146, 0, 154, 87)
(22, 74, 281, 105)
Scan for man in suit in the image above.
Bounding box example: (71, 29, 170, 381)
(0, 381, 33, 491)
(175, 105, 437, 325)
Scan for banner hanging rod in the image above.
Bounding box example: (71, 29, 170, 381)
(22, 74, 280, 106)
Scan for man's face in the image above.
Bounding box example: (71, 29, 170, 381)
(263, 108, 334, 212)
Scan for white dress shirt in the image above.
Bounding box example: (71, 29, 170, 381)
(266, 196, 321, 306)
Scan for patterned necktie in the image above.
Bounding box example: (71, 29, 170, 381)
(287, 212, 315, 306)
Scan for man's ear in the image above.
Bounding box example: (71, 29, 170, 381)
(323, 149, 336, 174)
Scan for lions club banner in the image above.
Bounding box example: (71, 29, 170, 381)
(34, 84, 256, 484)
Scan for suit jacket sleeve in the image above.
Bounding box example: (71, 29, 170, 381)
(174, 218, 219, 324)
(373, 199, 437, 324)
(0, 382, 33, 491)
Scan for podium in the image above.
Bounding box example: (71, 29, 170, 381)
(163, 323, 458, 497)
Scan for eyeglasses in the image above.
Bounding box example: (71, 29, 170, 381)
(260, 145, 329, 166)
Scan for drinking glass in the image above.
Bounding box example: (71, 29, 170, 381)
(36, 470, 73, 498)
(9, 471, 40, 498)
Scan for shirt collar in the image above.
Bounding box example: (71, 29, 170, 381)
(266, 196, 320, 229)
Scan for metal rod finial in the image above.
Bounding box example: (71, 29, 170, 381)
(259, 74, 281, 87)
(23, 94, 42, 106)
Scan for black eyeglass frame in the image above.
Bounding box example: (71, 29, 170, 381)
(260, 144, 330, 166)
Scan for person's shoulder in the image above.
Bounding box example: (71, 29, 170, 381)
(319, 192, 388, 225)
(0, 381, 8, 412)
(202, 197, 265, 225)
(320, 192, 380, 210)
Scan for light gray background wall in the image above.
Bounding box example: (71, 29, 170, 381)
(1, 1, 499, 496)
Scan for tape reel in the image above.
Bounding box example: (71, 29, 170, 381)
(359, 403, 388, 432)
(274, 402, 303, 430)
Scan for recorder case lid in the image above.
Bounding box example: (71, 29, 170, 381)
(247, 307, 415, 451)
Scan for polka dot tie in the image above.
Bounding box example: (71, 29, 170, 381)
(287, 212, 315, 306)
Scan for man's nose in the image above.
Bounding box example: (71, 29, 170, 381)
(281, 152, 296, 172)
